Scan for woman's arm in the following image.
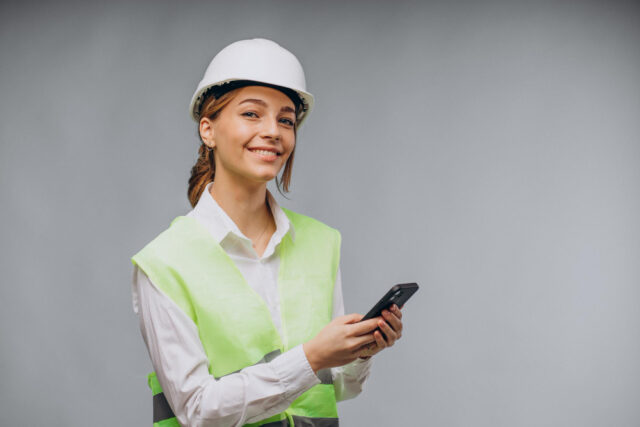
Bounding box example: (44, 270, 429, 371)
(330, 266, 374, 401)
(132, 266, 321, 427)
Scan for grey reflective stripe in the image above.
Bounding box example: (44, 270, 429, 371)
(253, 416, 339, 426)
(316, 368, 333, 385)
(153, 392, 176, 423)
(217, 349, 284, 379)
(153, 393, 338, 426)
(291, 415, 339, 426)
(258, 349, 283, 364)
(247, 350, 333, 385)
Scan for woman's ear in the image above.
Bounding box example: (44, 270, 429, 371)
(199, 117, 215, 149)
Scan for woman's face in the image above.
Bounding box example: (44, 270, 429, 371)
(201, 85, 297, 187)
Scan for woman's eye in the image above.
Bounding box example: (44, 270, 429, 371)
(280, 118, 295, 126)
(242, 111, 258, 118)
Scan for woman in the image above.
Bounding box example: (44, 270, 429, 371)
(131, 38, 404, 427)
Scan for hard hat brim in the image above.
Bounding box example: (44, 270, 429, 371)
(189, 78, 314, 128)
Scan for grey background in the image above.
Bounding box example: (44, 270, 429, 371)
(1, 0, 639, 425)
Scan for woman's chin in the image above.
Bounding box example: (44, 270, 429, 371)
(249, 166, 282, 182)
(247, 170, 279, 185)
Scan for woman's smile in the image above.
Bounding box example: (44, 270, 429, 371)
(246, 146, 282, 162)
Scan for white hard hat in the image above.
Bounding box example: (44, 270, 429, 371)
(189, 38, 314, 127)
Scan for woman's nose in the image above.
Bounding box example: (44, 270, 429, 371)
(259, 116, 281, 140)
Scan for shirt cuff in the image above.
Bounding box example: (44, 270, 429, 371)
(344, 354, 373, 376)
(270, 344, 321, 401)
(353, 356, 374, 366)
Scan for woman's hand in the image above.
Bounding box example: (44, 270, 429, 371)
(303, 313, 381, 373)
(356, 304, 403, 359)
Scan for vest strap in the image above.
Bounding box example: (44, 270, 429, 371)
(153, 393, 175, 424)
(218, 349, 283, 378)
(152, 392, 338, 426)
(150, 349, 334, 424)
(216, 350, 332, 384)
(316, 369, 333, 385)
(291, 415, 339, 426)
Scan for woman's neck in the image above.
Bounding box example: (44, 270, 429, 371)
(209, 174, 275, 248)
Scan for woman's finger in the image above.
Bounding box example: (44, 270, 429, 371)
(378, 319, 397, 346)
(391, 304, 403, 320)
(349, 317, 381, 336)
(351, 332, 376, 350)
(382, 309, 403, 337)
(374, 330, 387, 349)
(360, 331, 386, 358)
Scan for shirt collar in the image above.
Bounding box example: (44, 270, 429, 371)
(187, 181, 295, 245)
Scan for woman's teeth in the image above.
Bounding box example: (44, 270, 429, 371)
(251, 149, 279, 156)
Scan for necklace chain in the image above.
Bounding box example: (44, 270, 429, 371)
(252, 200, 272, 249)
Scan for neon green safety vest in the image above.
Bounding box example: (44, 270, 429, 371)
(131, 207, 341, 426)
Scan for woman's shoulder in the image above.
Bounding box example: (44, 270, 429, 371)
(280, 207, 341, 238)
(131, 216, 205, 260)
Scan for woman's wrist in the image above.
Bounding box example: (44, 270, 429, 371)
(302, 341, 323, 374)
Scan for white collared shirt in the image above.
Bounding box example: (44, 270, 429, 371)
(132, 182, 372, 427)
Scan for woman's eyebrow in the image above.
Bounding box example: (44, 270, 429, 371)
(238, 98, 295, 114)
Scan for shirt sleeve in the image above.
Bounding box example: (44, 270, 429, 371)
(329, 265, 374, 402)
(132, 266, 321, 427)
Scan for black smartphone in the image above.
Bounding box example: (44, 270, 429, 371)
(360, 282, 419, 322)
